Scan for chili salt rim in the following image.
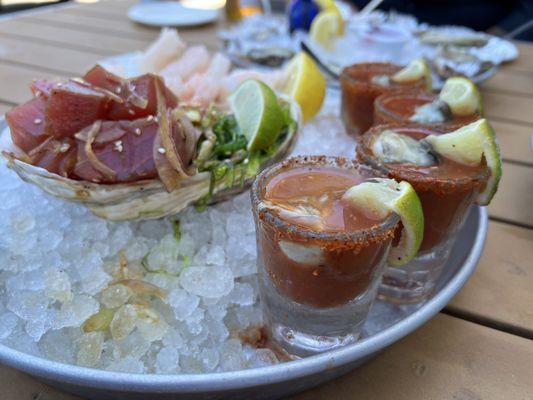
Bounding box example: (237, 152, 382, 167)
(250, 155, 400, 246)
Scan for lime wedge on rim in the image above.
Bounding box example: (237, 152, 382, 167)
(391, 58, 433, 90)
(439, 77, 482, 116)
(229, 79, 283, 152)
(342, 178, 424, 266)
(424, 118, 502, 206)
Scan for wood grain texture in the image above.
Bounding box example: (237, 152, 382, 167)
(489, 162, 533, 227)
(490, 119, 533, 165)
(0, 63, 65, 104)
(0, 36, 100, 75)
(0, 103, 13, 115)
(0, 18, 151, 56)
(447, 221, 533, 336)
(505, 41, 533, 73)
(482, 91, 533, 125)
(481, 69, 533, 96)
(292, 314, 533, 400)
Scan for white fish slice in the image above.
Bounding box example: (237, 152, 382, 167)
(139, 28, 186, 73)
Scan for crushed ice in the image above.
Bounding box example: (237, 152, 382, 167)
(0, 93, 357, 373)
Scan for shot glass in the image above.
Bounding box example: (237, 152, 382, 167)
(340, 63, 426, 136)
(250, 156, 400, 356)
(374, 91, 481, 132)
(356, 124, 489, 303)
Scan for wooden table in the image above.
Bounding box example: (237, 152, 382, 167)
(1, 1, 532, 399)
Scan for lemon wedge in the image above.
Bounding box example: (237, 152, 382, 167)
(439, 77, 482, 116)
(280, 52, 326, 121)
(391, 58, 433, 91)
(310, 10, 343, 48)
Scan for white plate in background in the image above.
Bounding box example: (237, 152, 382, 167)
(128, 2, 219, 27)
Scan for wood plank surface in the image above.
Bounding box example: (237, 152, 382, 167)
(0, 63, 65, 105)
(25, 10, 159, 40)
(504, 42, 533, 73)
(489, 162, 533, 227)
(481, 69, 533, 96)
(447, 221, 533, 336)
(0, 103, 13, 115)
(2, 314, 532, 400)
(490, 119, 533, 165)
(0, 18, 150, 55)
(0, 36, 100, 75)
(294, 314, 533, 400)
(482, 91, 533, 125)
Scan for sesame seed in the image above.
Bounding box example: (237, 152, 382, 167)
(35, 91, 42, 98)
(33, 118, 42, 124)
(134, 128, 141, 136)
(114, 140, 123, 152)
(154, 116, 159, 123)
(57, 82, 63, 87)
(147, 115, 154, 122)
(58, 143, 70, 153)
(128, 109, 135, 115)
(157, 147, 166, 154)
(115, 87, 122, 94)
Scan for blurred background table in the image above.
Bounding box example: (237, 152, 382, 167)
(0, 1, 532, 399)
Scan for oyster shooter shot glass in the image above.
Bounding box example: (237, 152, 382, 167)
(374, 92, 481, 132)
(356, 119, 501, 303)
(340, 60, 429, 136)
(373, 79, 482, 132)
(251, 155, 424, 356)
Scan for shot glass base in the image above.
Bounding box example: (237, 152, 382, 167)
(378, 244, 451, 304)
(268, 323, 362, 357)
(259, 273, 379, 357)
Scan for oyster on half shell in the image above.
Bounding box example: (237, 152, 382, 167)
(0, 99, 301, 221)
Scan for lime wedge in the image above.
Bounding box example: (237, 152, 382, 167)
(229, 79, 283, 152)
(310, 10, 343, 49)
(424, 118, 502, 205)
(280, 52, 326, 121)
(342, 178, 424, 266)
(439, 77, 482, 116)
(391, 58, 432, 90)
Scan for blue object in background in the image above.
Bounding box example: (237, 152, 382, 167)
(288, 0, 320, 33)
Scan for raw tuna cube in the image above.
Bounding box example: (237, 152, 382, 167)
(83, 65, 123, 94)
(31, 138, 78, 177)
(6, 98, 48, 153)
(30, 79, 61, 99)
(74, 118, 159, 183)
(45, 80, 109, 138)
(106, 74, 178, 120)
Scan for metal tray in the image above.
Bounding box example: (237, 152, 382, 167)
(0, 206, 487, 400)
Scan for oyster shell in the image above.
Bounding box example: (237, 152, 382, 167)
(1, 100, 301, 221)
(431, 46, 495, 80)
